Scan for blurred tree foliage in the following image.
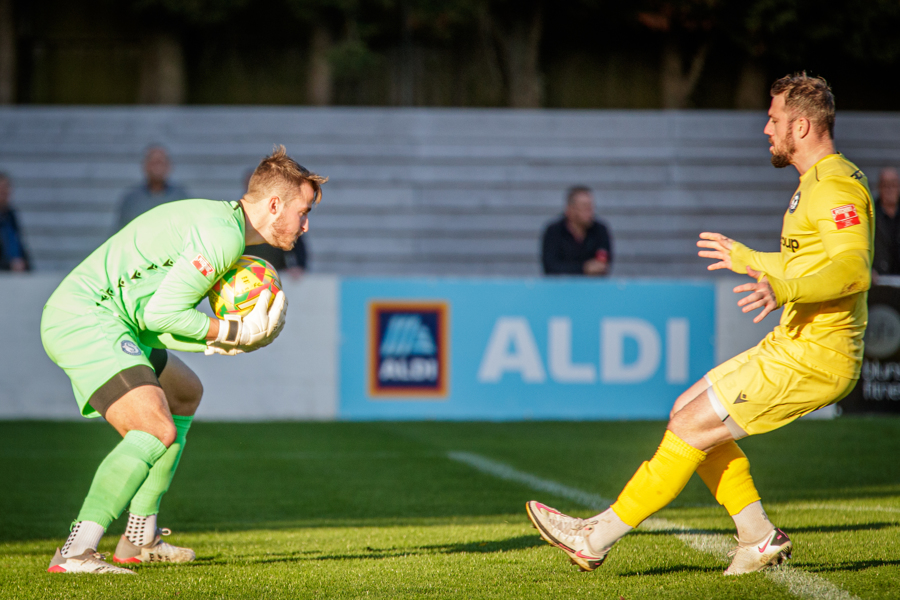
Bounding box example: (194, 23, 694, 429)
(7, 0, 900, 107)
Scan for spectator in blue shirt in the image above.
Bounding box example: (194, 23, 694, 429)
(0, 173, 29, 272)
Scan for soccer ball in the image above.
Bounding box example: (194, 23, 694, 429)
(208, 255, 282, 318)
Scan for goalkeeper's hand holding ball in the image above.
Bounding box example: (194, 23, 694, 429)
(205, 289, 287, 356)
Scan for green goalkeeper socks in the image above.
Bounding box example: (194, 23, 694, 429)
(76, 430, 168, 528)
(128, 415, 193, 517)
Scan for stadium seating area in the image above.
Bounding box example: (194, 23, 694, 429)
(1, 107, 898, 276)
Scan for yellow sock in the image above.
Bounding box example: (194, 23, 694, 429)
(611, 430, 707, 528)
(695, 441, 761, 516)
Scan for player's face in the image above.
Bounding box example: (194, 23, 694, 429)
(270, 182, 315, 250)
(764, 94, 795, 169)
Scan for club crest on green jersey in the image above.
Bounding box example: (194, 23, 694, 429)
(120, 340, 141, 356)
(788, 191, 801, 213)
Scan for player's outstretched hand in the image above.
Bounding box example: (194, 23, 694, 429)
(697, 232, 734, 271)
(734, 267, 777, 323)
(205, 289, 288, 355)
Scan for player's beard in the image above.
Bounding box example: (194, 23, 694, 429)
(770, 129, 796, 169)
(270, 213, 298, 251)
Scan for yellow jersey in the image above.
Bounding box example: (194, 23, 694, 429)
(730, 153, 874, 379)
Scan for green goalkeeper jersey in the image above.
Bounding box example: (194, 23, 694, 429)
(46, 199, 246, 352)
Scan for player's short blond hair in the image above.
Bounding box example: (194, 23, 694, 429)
(770, 72, 835, 139)
(247, 145, 328, 204)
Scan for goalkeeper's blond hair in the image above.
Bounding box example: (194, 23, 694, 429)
(246, 145, 328, 204)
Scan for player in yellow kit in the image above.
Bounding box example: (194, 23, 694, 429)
(526, 73, 873, 575)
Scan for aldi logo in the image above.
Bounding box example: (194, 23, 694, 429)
(369, 301, 449, 398)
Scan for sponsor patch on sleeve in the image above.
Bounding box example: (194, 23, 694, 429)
(191, 253, 214, 276)
(831, 204, 861, 230)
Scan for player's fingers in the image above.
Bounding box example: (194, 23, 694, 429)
(739, 295, 760, 309)
(266, 291, 287, 337)
(267, 290, 285, 318)
(251, 288, 273, 320)
(753, 306, 773, 323)
(742, 297, 766, 313)
(697, 249, 724, 259)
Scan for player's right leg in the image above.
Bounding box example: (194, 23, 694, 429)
(41, 305, 175, 574)
(116, 353, 201, 565)
(699, 340, 853, 574)
(670, 362, 778, 551)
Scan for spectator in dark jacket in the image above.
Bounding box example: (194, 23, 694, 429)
(873, 167, 900, 276)
(541, 186, 613, 276)
(0, 172, 30, 272)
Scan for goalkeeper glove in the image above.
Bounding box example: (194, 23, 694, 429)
(205, 288, 287, 356)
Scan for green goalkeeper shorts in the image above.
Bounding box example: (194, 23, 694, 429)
(41, 304, 166, 418)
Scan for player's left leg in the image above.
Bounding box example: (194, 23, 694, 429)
(115, 352, 202, 565)
(669, 373, 778, 552)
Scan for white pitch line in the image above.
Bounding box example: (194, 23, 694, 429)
(448, 451, 858, 600)
(778, 503, 900, 516)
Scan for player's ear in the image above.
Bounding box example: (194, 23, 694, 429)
(268, 196, 280, 214)
(795, 117, 811, 139)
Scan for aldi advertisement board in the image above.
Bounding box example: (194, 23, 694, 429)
(340, 278, 716, 420)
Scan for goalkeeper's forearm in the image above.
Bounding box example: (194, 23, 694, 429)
(206, 317, 220, 341)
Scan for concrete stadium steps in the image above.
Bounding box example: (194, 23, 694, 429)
(1, 107, 898, 275)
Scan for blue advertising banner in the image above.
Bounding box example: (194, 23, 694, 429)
(340, 278, 716, 420)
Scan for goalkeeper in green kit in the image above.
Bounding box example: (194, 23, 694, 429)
(41, 146, 326, 574)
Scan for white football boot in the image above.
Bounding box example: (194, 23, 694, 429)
(526, 501, 611, 571)
(113, 528, 196, 564)
(724, 528, 792, 575)
(47, 548, 136, 574)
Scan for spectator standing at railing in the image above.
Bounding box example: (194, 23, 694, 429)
(113, 146, 190, 233)
(0, 172, 30, 272)
(873, 167, 900, 276)
(541, 185, 613, 276)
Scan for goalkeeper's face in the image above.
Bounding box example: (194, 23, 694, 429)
(270, 182, 314, 250)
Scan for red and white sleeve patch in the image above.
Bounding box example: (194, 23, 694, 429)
(831, 204, 861, 230)
(191, 253, 214, 276)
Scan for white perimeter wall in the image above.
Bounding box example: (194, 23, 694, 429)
(0, 274, 779, 421)
(0, 274, 339, 420)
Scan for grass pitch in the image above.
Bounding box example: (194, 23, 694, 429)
(2, 418, 898, 599)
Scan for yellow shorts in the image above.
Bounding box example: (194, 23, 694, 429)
(706, 332, 857, 438)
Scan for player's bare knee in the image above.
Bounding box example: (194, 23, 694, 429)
(168, 377, 202, 416)
(187, 376, 203, 405)
(150, 421, 178, 448)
